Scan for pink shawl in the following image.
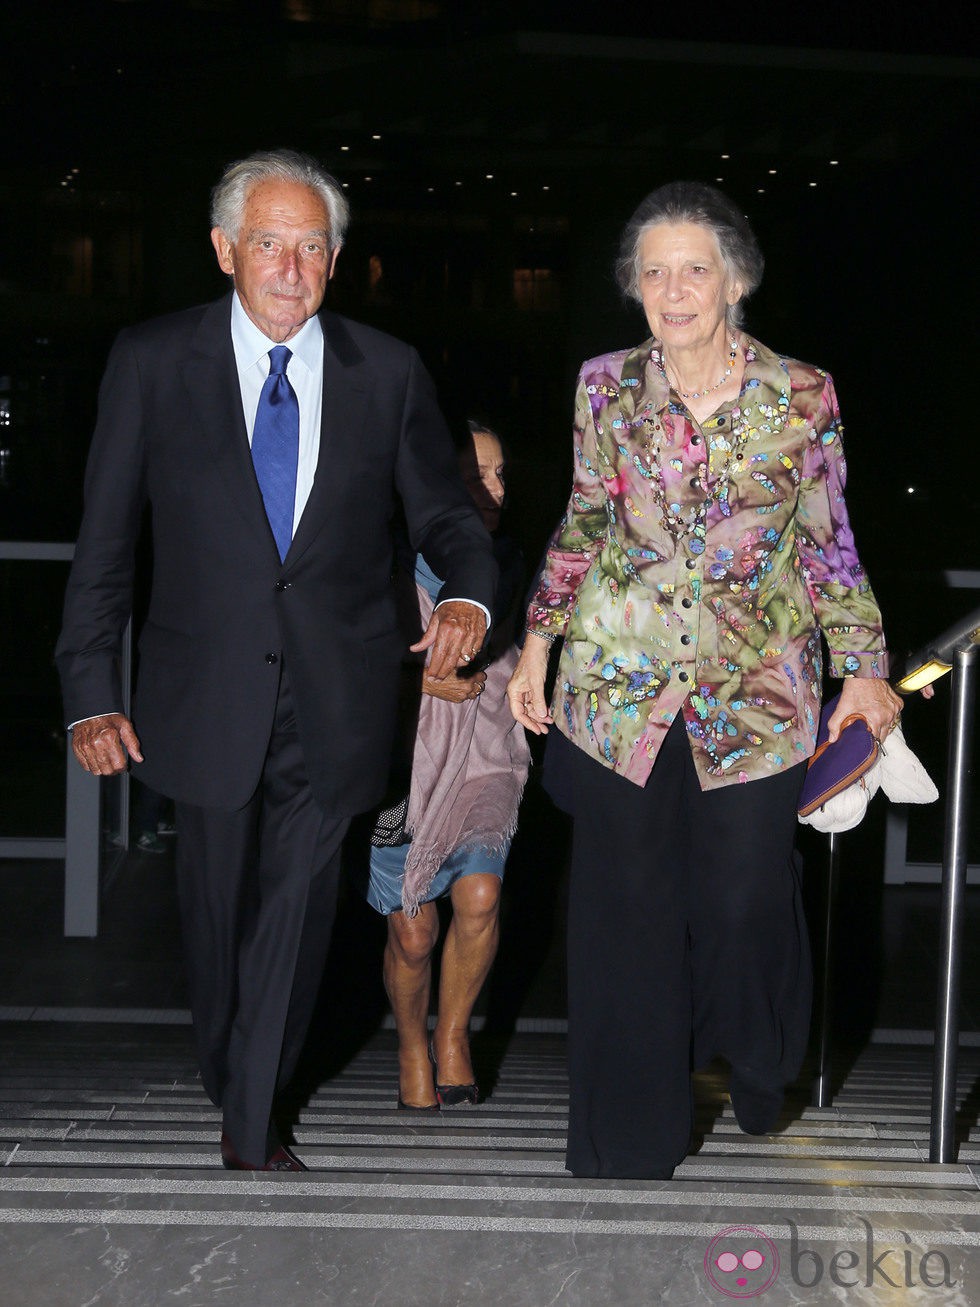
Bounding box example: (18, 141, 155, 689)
(401, 583, 530, 916)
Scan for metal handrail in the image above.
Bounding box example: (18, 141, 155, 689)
(811, 603, 980, 1165)
(895, 617, 980, 1163)
(0, 540, 130, 936)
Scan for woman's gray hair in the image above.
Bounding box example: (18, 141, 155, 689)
(210, 149, 350, 249)
(615, 182, 764, 328)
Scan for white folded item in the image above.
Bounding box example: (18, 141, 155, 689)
(799, 724, 938, 834)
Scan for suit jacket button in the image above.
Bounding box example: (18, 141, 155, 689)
(274, 580, 287, 592)
(265, 653, 278, 664)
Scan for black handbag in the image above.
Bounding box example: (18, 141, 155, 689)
(370, 795, 411, 847)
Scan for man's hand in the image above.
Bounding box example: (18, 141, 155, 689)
(410, 600, 488, 681)
(70, 713, 143, 776)
(423, 668, 486, 702)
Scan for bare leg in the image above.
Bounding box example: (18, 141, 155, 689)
(385, 903, 440, 1107)
(433, 873, 502, 1085)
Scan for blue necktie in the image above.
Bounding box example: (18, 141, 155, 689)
(251, 345, 299, 561)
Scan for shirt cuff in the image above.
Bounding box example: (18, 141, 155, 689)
(68, 714, 120, 731)
(434, 598, 492, 630)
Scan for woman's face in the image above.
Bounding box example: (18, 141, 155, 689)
(637, 222, 742, 353)
(459, 430, 505, 532)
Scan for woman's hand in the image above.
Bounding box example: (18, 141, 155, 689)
(423, 669, 486, 702)
(829, 677, 904, 744)
(506, 634, 554, 734)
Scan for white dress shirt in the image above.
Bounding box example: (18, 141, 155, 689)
(230, 293, 322, 537)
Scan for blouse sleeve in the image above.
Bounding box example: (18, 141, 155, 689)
(795, 373, 889, 679)
(525, 371, 609, 639)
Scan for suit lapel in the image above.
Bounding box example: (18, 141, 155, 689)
(178, 294, 277, 547)
(286, 310, 371, 564)
(178, 298, 373, 566)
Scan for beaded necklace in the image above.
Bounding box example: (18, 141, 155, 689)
(636, 342, 752, 541)
(663, 338, 739, 400)
(639, 409, 751, 542)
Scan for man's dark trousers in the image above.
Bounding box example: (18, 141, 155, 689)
(175, 664, 347, 1165)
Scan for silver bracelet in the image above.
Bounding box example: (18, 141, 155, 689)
(525, 627, 560, 643)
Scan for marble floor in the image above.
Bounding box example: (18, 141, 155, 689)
(0, 1024, 978, 1307)
(1, 792, 979, 1306)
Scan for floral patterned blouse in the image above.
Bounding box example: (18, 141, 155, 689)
(526, 333, 889, 790)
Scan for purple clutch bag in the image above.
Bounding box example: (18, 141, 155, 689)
(798, 692, 880, 818)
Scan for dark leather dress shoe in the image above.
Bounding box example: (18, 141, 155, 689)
(220, 1132, 308, 1172)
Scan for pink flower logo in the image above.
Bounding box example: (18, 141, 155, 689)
(704, 1225, 780, 1298)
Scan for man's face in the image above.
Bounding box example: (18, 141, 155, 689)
(211, 178, 340, 342)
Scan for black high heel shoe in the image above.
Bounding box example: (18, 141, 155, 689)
(429, 1037, 479, 1107)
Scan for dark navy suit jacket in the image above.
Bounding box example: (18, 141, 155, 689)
(57, 294, 497, 815)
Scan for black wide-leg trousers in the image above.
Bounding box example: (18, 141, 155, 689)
(557, 715, 812, 1179)
(175, 667, 349, 1167)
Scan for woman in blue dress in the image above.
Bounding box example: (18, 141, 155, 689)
(367, 423, 530, 1109)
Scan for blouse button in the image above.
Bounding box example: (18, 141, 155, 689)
(681, 634, 692, 646)
(678, 671, 690, 683)
(681, 597, 693, 609)
(685, 559, 696, 570)
(691, 434, 702, 445)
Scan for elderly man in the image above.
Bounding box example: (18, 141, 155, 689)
(56, 150, 495, 1171)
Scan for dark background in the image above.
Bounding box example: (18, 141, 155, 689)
(1, 0, 977, 866)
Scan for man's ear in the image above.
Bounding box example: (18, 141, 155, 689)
(211, 227, 235, 277)
(327, 246, 341, 281)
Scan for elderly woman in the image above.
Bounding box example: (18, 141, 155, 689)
(368, 423, 530, 1110)
(507, 182, 903, 1180)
